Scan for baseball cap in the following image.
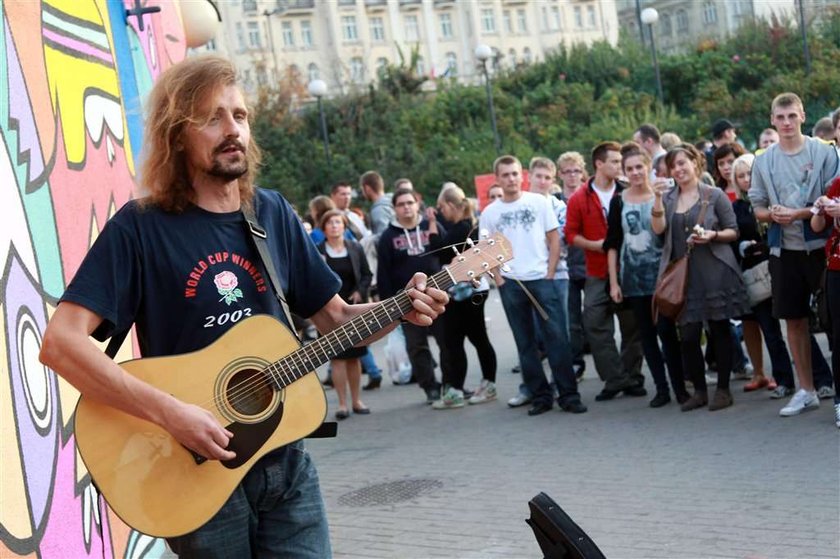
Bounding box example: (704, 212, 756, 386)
(711, 119, 737, 138)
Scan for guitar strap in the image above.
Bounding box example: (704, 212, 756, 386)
(241, 202, 337, 440)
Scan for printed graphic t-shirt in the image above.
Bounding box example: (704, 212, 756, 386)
(61, 188, 340, 358)
(479, 191, 559, 281)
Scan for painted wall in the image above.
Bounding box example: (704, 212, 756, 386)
(1, 0, 191, 556)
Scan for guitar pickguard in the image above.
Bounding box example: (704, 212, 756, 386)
(221, 401, 284, 469)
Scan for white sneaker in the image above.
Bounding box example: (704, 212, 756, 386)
(779, 389, 819, 417)
(834, 403, 840, 429)
(732, 364, 754, 381)
(507, 391, 532, 408)
(432, 387, 465, 409)
(469, 380, 497, 405)
(817, 385, 836, 400)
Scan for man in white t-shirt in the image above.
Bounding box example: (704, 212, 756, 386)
(479, 155, 586, 416)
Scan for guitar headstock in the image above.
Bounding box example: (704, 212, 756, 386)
(444, 233, 513, 285)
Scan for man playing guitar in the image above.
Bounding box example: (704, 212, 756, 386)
(39, 55, 449, 557)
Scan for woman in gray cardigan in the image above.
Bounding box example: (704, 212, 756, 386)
(651, 144, 752, 412)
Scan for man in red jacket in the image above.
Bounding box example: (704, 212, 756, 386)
(565, 141, 644, 401)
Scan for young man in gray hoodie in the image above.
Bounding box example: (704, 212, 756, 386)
(749, 92, 840, 417)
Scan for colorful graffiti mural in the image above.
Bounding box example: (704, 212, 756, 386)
(1, 1, 212, 556)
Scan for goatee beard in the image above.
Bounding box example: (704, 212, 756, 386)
(209, 160, 248, 181)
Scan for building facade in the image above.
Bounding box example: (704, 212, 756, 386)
(617, 0, 836, 55)
(200, 0, 619, 98)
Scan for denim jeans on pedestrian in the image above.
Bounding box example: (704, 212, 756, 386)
(499, 278, 579, 407)
(360, 347, 381, 380)
(568, 278, 586, 368)
(166, 442, 331, 558)
(746, 298, 794, 382)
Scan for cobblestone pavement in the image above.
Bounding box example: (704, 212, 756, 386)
(309, 292, 840, 559)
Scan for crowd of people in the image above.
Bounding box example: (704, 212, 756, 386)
(302, 91, 840, 430)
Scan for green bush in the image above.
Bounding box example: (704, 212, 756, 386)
(252, 12, 840, 208)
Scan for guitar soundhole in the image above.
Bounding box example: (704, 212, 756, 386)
(226, 369, 274, 416)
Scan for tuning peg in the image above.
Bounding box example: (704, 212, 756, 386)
(501, 264, 511, 273)
(485, 271, 495, 279)
(471, 279, 481, 288)
(451, 245, 461, 255)
(479, 228, 490, 239)
(465, 238, 475, 248)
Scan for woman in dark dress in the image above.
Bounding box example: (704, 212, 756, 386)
(651, 144, 751, 412)
(318, 210, 372, 419)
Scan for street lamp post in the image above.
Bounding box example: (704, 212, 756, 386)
(796, 0, 812, 75)
(308, 79, 332, 167)
(641, 8, 664, 105)
(263, 8, 284, 80)
(475, 44, 502, 155)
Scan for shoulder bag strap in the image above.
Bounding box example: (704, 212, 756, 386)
(241, 203, 301, 343)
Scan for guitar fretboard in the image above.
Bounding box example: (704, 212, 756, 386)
(264, 268, 456, 389)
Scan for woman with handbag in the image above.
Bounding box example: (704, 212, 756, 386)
(318, 210, 373, 420)
(651, 144, 752, 411)
(809, 173, 840, 428)
(426, 185, 498, 408)
(731, 154, 795, 396)
(605, 143, 688, 408)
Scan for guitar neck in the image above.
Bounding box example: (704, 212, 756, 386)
(265, 268, 456, 388)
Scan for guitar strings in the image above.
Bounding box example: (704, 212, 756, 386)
(196, 244, 499, 415)
(197, 244, 475, 413)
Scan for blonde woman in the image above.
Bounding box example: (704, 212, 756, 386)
(426, 186, 498, 407)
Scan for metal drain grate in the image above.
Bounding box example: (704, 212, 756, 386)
(337, 478, 443, 507)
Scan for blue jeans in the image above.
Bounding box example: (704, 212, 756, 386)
(166, 442, 331, 558)
(499, 278, 579, 406)
(746, 298, 793, 382)
(360, 347, 381, 380)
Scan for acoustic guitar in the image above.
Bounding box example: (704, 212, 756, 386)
(74, 234, 512, 537)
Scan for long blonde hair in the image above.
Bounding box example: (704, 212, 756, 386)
(139, 55, 261, 212)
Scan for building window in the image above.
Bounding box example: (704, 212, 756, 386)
(405, 15, 419, 41)
(350, 57, 364, 83)
(573, 6, 582, 28)
(516, 9, 527, 33)
(481, 8, 496, 33)
(247, 21, 261, 48)
(523, 47, 532, 64)
(235, 22, 246, 50)
(503, 10, 512, 33)
(342, 16, 358, 41)
(660, 13, 672, 36)
(370, 17, 385, 42)
(301, 20, 313, 47)
(242, 0, 257, 14)
(551, 6, 561, 30)
(676, 10, 689, 31)
(703, 2, 717, 24)
(205, 38, 217, 51)
(376, 57, 388, 76)
(281, 21, 294, 46)
(587, 5, 596, 27)
(308, 63, 319, 82)
(540, 7, 548, 31)
(415, 56, 425, 76)
(508, 48, 516, 65)
(445, 51, 457, 76)
(439, 13, 453, 39)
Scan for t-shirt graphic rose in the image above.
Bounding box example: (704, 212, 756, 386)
(214, 271, 243, 305)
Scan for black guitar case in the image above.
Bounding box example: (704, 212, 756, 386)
(526, 492, 607, 559)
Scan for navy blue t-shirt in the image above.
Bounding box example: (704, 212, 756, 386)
(61, 188, 340, 358)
